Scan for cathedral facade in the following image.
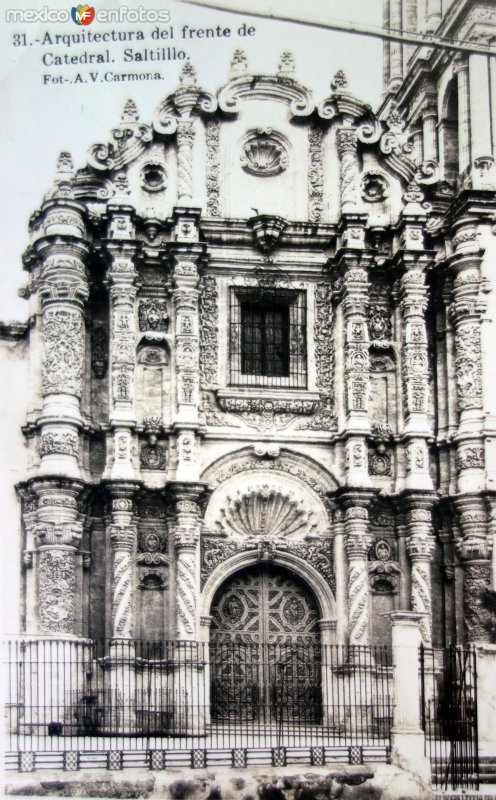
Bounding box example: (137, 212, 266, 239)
(1, 0, 496, 774)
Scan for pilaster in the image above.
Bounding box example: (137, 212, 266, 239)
(394, 184, 433, 491)
(104, 205, 139, 482)
(336, 230, 372, 486)
(170, 209, 205, 482)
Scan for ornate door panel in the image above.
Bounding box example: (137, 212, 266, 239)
(210, 566, 321, 722)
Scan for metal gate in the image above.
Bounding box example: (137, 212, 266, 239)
(420, 644, 479, 790)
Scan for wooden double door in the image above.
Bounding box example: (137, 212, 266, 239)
(210, 565, 322, 723)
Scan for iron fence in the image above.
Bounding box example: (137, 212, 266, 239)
(420, 644, 479, 791)
(4, 638, 392, 770)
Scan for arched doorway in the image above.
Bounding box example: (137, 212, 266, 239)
(209, 564, 322, 724)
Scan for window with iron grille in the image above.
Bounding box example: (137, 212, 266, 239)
(230, 290, 307, 388)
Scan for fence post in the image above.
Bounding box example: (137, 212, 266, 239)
(389, 611, 431, 784)
(475, 644, 496, 756)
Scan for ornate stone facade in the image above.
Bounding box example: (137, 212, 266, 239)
(2, 31, 495, 667)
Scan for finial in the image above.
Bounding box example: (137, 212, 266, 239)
(331, 70, 348, 91)
(278, 51, 295, 77)
(55, 152, 74, 176)
(121, 99, 139, 123)
(179, 61, 198, 87)
(229, 48, 248, 78)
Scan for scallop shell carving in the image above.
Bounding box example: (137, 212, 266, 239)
(218, 485, 316, 538)
(240, 135, 288, 176)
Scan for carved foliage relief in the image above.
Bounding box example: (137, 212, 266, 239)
(300, 283, 335, 431)
(206, 120, 221, 217)
(39, 549, 76, 634)
(308, 126, 323, 223)
(455, 325, 483, 411)
(42, 308, 84, 397)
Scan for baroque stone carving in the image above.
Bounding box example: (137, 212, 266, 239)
(299, 284, 336, 431)
(218, 485, 317, 539)
(361, 171, 389, 202)
(137, 528, 168, 564)
(40, 431, 79, 458)
(367, 307, 392, 341)
(138, 299, 169, 332)
(140, 162, 167, 193)
(176, 548, 197, 637)
(455, 447, 485, 472)
(199, 277, 219, 390)
(217, 396, 318, 416)
(463, 563, 493, 643)
(200, 537, 335, 591)
(205, 120, 221, 217)
(140, 443, 166, 471)
(42, 308, 84, 397)
(240, 129, 289, 176)
(91, 325, 108, 378)
(39, 549, 76, 634)
(308, 126, 324, 223)
(368, 451, 392, 476)
(455, 324, 482, 411)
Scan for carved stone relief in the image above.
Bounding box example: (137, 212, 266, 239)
(299, 283, 335, 431)
(138, 299, 169, 332)
(42, 308, 84, 397)
(205, 120, 221, 217)
(39, 549, 76, 634)
(308, 126, 324, 223)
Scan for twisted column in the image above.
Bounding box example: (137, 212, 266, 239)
(341, 491, 375, 646)
(337, 128, 359, 212)
(177, 120, 195, 204)
(167, 482, 207, 640)
(107, 484, 138, 639)
(404, 495, 436, 644)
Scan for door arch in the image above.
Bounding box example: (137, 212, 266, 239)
(209, 564, 322, 723)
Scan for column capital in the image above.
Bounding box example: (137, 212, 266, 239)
(109, 524, 137, 552)
(336, 487, 377, 512)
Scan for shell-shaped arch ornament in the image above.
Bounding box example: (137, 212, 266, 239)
(217, 483, 317, 539)
(240, 128, 289, 177)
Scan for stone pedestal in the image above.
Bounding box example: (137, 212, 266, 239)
(476, 644, 496, 756)
(389, 612, 432, 785)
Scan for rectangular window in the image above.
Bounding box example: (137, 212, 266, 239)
(230, 290, 307, 388)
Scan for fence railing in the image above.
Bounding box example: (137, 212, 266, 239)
(4, 638, 393, 769)
(420, 645, 479, 791)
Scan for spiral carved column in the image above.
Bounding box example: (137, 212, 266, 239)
(341, 490, 375, 647)
(107, 484, 138, 639)
(167, 482, 208, 640)
(404, 495, 436, 645)
(177, 120, 195, 204)
(337, 127, 359, 213)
